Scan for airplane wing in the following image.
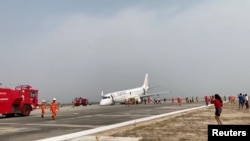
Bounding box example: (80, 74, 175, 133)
(140, 91, 170, 98)
(125, 91, 170, 100)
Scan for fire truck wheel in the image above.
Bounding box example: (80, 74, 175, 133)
(21, 105, 31, 116)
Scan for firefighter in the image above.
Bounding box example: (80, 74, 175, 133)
(177, 97, 182, 106)
(41, 100, 46, 118)
(50, 98, 58, 120)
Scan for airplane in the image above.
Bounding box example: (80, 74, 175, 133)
(99, 73, 170, 106)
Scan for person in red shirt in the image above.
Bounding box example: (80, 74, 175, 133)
(204, 95, 209, 106)
(211, 94, 223, 125)
(177, 97, 182, 106)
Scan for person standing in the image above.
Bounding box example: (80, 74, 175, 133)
(41, 100, 46, 118)
(244, 94, 249, 109)
(238, 93, 244, 110)
(177, 97, 182, 106)
(211, 94, 223, 125)
(50, 98, 58, 120)
(196, 96, 198, 102)
(204, 95, 209, 106)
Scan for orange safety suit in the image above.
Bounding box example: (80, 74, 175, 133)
(177, 97, 182, 106)
(41, 102, 46, 118)
(50, 101, 58, 120)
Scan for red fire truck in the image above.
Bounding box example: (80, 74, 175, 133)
(73, 97, 90, 106)
(0, 85, 38, 117)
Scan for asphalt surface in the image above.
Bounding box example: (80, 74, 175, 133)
(0, 101, 206, 141)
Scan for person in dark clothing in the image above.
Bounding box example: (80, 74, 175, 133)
(211, 94, 223, 125)
(238, 93, 244, 110)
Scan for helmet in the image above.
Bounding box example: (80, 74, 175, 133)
(42, 100, 45, 102)
(53, 98, 56, 101)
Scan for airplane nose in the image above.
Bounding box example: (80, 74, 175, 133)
(100, 99, 112, 106)
(100, 100, 106, 106)
(100, 100, 104, 105)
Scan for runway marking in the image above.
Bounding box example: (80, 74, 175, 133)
(94, 114, 144, 117)
(59, 114, 144, 121)
(25, 123, 99, 128)
(0, 127, 39, 135)
(59, 115, 94, 120)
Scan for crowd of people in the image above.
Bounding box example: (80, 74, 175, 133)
(143, 93, 249, 125)
(237, 93, 249, 109)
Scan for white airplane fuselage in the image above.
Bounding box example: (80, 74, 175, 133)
(100, 87, 146, 105)
(100, 74, 149, 106)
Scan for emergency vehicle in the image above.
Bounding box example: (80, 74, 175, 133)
(73, 97, 89, 106)
(0, 85, 38, 117)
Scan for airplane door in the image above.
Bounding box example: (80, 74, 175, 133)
(111, 95, 115, 105)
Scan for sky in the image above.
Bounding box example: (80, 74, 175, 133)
(1, 0, 250, 103)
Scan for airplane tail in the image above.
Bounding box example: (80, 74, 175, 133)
(142, 73, 149, 91)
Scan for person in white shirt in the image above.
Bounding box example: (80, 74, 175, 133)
(244, 94, 249, 109)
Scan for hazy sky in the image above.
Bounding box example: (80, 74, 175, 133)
(1, 0, 250, 103)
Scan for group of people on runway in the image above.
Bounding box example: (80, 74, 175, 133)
(40, 98, 59, 120)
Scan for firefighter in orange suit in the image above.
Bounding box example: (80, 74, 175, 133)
(41, 100, 46, 118)
(177, 97, 182, 106)
(50, 98, 58, 120)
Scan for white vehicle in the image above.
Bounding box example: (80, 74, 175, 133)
(99, 73, 169, 106)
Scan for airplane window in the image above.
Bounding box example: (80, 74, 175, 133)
(102, 96, 111, 99)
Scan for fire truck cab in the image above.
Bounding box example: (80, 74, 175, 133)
(0, 85, 38, 117)
(73, 97, 89, 106)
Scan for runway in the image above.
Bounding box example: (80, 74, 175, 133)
(0, 102, 206, 141)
